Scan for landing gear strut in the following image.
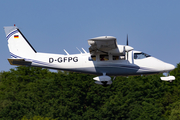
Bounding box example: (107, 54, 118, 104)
(101, 81, 108, 87)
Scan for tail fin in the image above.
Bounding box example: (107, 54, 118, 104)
(4, 26, 36, 59)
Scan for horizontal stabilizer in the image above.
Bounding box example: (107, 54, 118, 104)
(8, 58, 32, 66)
(160, 76, 175, 81)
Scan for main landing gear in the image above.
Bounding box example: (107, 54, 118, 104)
(93, 73, 113, 86)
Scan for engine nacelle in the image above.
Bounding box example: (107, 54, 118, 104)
(108, 45, 133, 55)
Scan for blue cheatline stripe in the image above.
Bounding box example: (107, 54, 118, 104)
(6, 30, 19, 41)
(98, 65, 140, 71)
(10, 52, 22, 58)
(10, 52, 50, 66)
(98, 64, 153, 71)
(31, 59, 50, 66)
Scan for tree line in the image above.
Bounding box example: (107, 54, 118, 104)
(0, 64, 180, 120)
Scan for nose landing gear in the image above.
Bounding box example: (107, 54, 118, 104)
(160, 72, 175, 82)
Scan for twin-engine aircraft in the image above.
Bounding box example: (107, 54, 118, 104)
(4, 26, 175, 86)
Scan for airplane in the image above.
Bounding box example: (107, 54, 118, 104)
(4, 25, 175, 86)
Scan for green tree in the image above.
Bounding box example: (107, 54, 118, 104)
(0, 64, 180, 119)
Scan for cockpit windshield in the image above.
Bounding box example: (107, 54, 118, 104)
(134, 52, 151, 59)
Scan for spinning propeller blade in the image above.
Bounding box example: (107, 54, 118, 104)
(127, 34, 128, 46)
(126, 34, 129, 60)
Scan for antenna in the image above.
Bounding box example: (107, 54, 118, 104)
(64, 49, 69, 55)
(82, 48, 87, 53)
(76, 47, 82, 54)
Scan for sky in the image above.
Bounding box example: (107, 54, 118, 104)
(0, 0, 180, 72)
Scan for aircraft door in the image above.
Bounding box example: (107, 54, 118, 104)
(82, 54, 88, 65)
(82, 54, 95, 66)
(82, 54, 96, 72)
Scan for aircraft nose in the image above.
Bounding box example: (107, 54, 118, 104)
(164, 63, 175, 71)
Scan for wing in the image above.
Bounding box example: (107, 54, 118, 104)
(88, 36, 117, 55)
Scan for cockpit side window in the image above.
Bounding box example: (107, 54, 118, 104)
(134, 52, 151, 59)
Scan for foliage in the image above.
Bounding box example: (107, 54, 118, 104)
(21, 116, 56, 120)
(0, 64, 180, 119)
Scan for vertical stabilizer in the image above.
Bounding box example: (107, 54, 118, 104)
(4, 26, 36, 59)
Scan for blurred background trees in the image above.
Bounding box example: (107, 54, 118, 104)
(0, 64, 180, 120)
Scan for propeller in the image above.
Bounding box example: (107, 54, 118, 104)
(123, 34, 133, 60)
(123, 34, 129, 56)
(126, 34, 129, 60)
(126, 34, 128, 46)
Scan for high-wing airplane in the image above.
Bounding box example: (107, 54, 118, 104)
(4, 26, 175, 86)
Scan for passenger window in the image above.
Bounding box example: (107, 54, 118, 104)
(120, 56, 125, 60)
(134, 52, 151, 59)
(100, 55, 109, 61)
(113, 56, 119, 60)
(113, 55, 125, 60)
(89, 55, 96, 61)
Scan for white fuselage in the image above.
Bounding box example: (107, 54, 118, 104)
(18, 50, 174, 76)
(4, 26, 176, 84)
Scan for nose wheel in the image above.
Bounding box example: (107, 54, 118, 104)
(160, 72, 175, 82)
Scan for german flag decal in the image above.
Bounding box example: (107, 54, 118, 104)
(14, 35, 19, 38)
